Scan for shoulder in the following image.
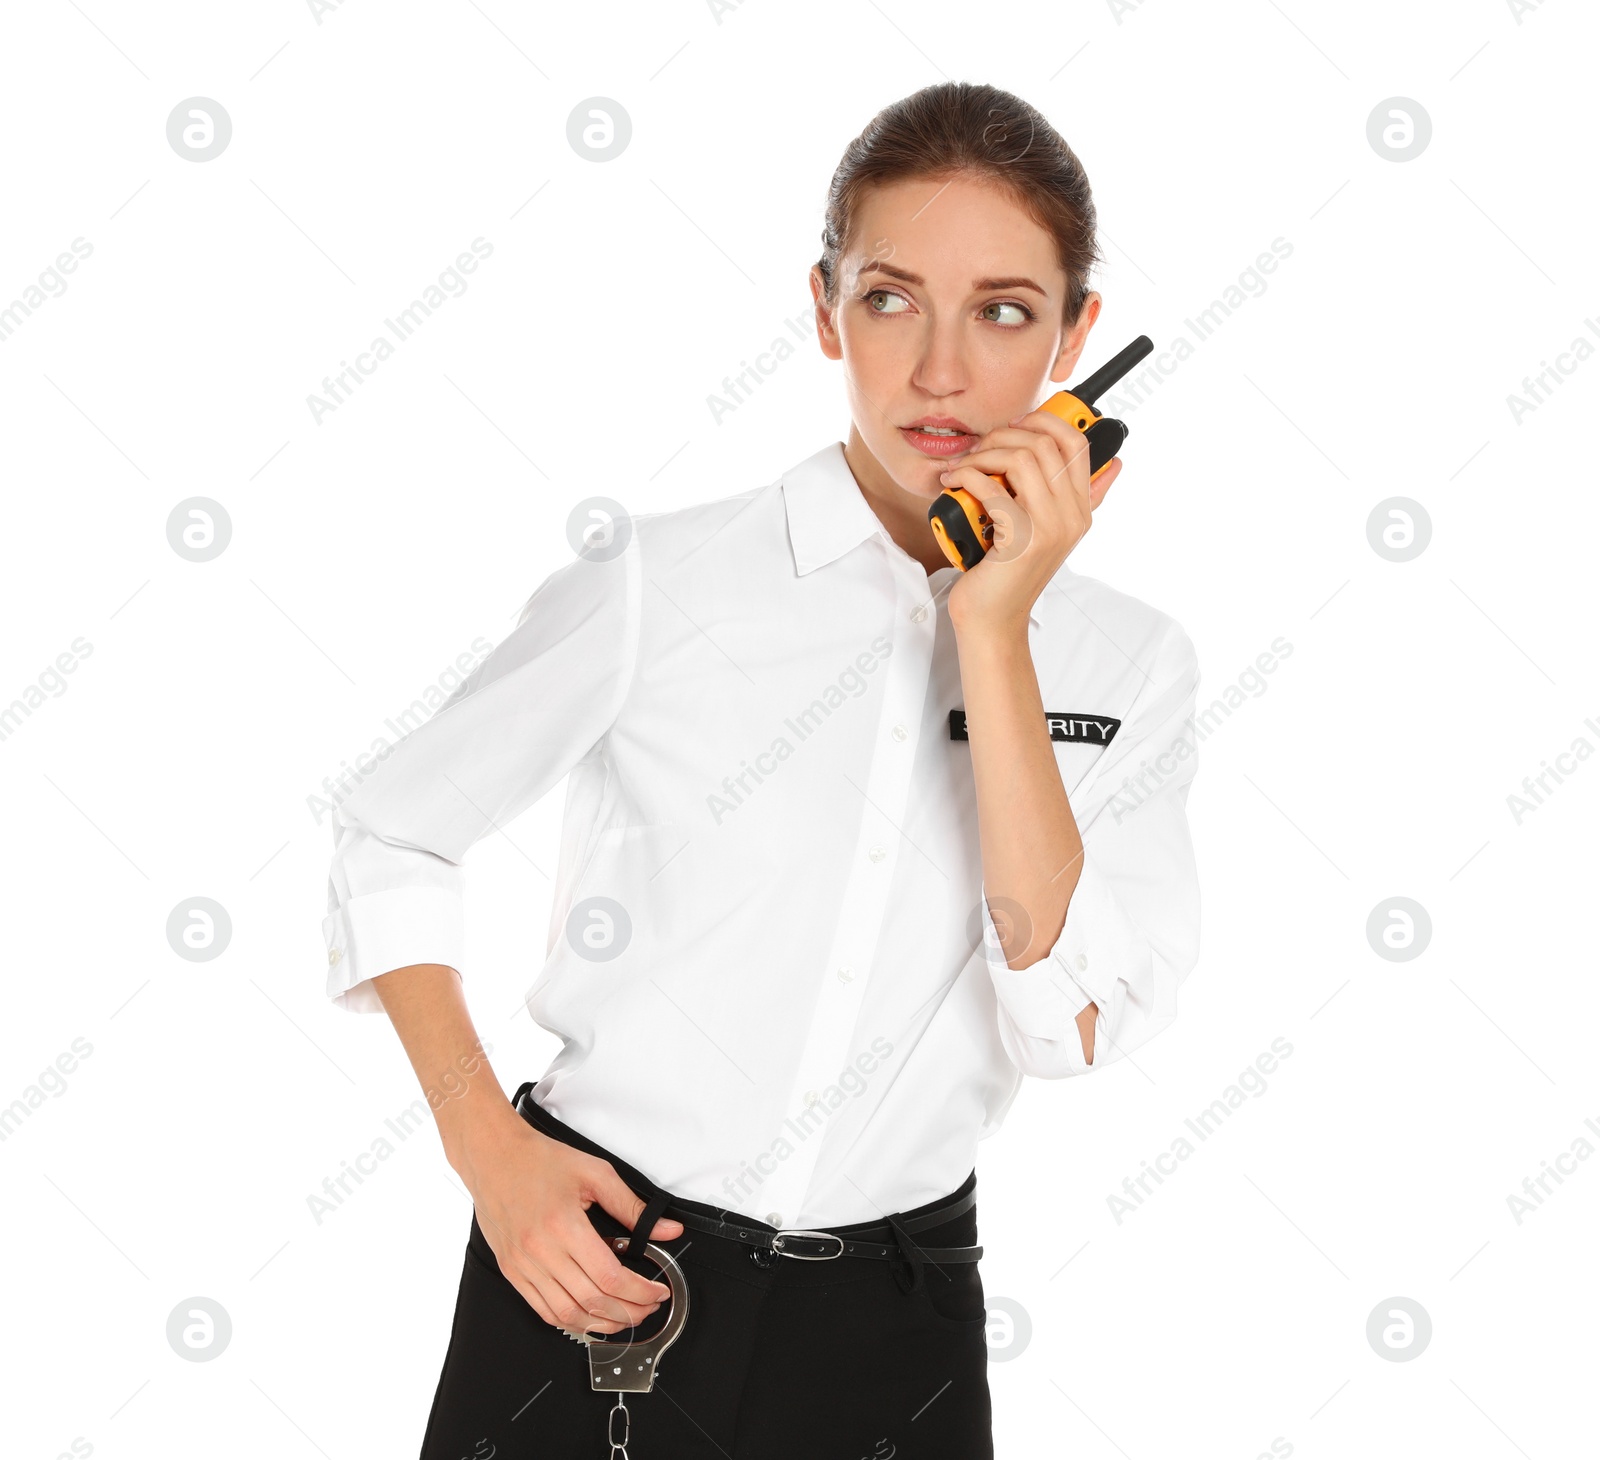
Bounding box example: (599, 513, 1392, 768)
(514, 479, 778, 625)
(628, 480, 775, 564)
(1041, 564, 1200, 687)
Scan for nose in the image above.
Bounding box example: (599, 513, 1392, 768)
(908, 318, 973, 402)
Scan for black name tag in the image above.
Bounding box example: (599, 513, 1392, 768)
(949, 709, 1121, 745)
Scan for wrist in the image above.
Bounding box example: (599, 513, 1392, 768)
(438, 1089, 525, 1182)
(951, 607, 1032, 651)
(953, 611, 1030, 662)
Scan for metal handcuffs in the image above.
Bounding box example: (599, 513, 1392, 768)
(560, 1236, 691, 1459)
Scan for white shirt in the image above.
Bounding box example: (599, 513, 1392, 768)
(322, 440, 1202, 1228)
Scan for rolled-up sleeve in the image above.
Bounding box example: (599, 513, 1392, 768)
(980, 623, 1201, 1077)
(322, 538, 640, 1012)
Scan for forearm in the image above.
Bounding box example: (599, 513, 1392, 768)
(372, 963, 679, 1330)
(954, 614, 1080, 965)
(953, 614, 1098, 1063)
(371, 963, 523, 1171)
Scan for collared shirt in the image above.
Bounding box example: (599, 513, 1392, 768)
(322, 440, 1201, 1228)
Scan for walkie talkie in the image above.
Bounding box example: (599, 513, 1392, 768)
(927, 334, 1155, 572)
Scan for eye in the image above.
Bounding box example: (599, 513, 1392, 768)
(981, 300, 1035, 327)
(860, 288, 911, 315)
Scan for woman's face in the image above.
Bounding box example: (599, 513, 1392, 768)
(812, 171, 1100, 504)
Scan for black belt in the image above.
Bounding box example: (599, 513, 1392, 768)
(511, 1083, 982, 1292)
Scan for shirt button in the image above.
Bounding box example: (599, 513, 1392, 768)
(836, 965, 854, 983)
(328, 947, 343, 966)
(911, 605, 927, 623)
(766, 1211, 783, 1227)
(868, 846, 886, 863)
(1076, 953, 1089, 972)
(804, 1089, 819, 1106)
(891, 723, 908, 741)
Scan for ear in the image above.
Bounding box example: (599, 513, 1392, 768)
(810, 266, 842, 362)
(1049, 291, 1104, 385)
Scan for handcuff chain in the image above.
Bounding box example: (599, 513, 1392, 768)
(608, 1392, 630, 1459)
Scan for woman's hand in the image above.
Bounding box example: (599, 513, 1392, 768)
(940, 408, 1122, 634)
(369, 962, 682, 1337)
(451, 1105, 683, 1336)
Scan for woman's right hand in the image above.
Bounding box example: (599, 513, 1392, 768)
(450, 1106, 683, 1335)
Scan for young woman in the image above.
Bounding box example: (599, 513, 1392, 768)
(323, 80, 1201, 1460)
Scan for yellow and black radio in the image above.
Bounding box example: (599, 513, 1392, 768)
(928, 334, 1155, 572)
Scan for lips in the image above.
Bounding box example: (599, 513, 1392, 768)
(900, 424, 978, 458)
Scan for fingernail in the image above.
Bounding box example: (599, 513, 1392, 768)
(1009, 412, 1027, 425)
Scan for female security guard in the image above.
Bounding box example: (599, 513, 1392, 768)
(322, 80, 1201, 1459)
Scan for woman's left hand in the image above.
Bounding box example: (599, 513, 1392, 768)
(940, 408, 1122, 634)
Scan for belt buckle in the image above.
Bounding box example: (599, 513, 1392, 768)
(771, 1228, 846, 1260)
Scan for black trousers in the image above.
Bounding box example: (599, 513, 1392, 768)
(419, 1088, 993, 1459)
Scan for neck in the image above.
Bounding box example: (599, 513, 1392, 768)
(841, 424, 953, 577)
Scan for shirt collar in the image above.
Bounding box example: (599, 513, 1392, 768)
(781, 441, 885, 577)
(781, 441, 1041, 628)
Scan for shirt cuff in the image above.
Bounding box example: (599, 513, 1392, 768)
(979, 849, 1153, 1068)
(322, 886, 465, 1013)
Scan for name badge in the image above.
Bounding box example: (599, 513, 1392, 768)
(948, 709, 1122, 746)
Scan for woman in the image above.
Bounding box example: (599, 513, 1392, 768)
(323, 79, 1201, 1459)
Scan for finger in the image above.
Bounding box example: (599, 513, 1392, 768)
(473, 1175, 669, 1329)
(499, 1212, 665, 1332)
(491, 1250, 568, 1328)
(964, 428, 1096, 539)
(1087, 455, 1122, 509)
(943, 445, 1051, 521)
(577, 1161, 679, 1306)
(937, 463, 1035, 562)
(541, 1236, 666, 1333)
(938, 462, 1021, 523)
(998, 413, 1092, 503)
(589, 1159, 684, 1248)
(964, 424, 1073, 499)
(473, 1203, 627, 1330)
(532, 1263, 638, 1338)
(559, 1217, 675, 1318)
(942, 443, 1057, 555)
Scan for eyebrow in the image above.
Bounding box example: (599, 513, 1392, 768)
(855, 260, 1051, 296)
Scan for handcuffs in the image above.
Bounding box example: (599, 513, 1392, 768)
(560, 1235, 691, 1460)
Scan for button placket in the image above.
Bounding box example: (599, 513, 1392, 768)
(756, 567, 936, 1221)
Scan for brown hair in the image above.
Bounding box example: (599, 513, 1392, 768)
(815, 81, 1102, 328)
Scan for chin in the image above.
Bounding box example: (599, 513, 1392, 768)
(882, 437, 955, 500)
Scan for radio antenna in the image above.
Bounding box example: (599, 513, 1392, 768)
(1068, 335, 1155, 409)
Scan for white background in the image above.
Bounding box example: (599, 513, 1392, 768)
(2, 1, 1597, 1457)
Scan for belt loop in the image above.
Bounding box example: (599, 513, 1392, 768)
(885, 1213, 926, 1296)
(626, 1190, 673, 1263)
